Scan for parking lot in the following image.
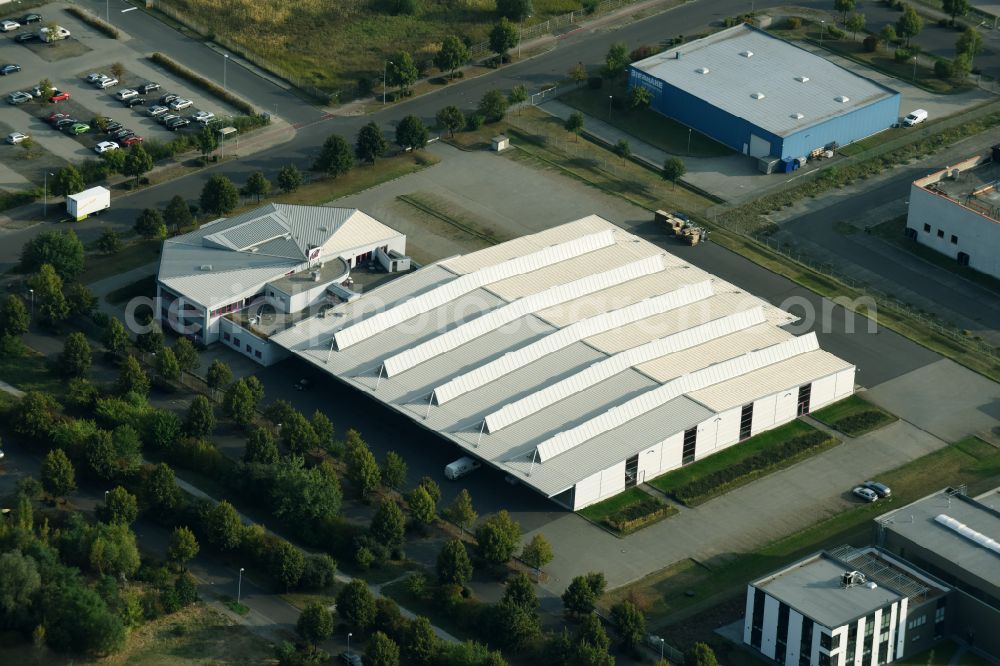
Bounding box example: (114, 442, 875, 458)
(0, 3, 239, 182)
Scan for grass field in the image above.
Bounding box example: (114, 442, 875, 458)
(80, 239, 162, 286)
(811, 395, 898, 437)
(606, 436, 1000, 629)
(0, 347, 63, 396)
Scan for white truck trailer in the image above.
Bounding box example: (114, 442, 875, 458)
(66, 186, 110, 221)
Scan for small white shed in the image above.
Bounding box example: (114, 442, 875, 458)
(491, 134, 510, 152)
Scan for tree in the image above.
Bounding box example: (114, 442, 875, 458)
(355, 122, 388, 165)
(172, 337, 199, 374)
(102, 486, 138, 525)
(243, 171, 272, 203)
(846, 13, 865, 39)
(206, 359, 233, 390)
(833, 0, 855, 24)
(561, 571, 606, 617)
(521, 533, 553, 576)
(380, 451, 407, 489)
(897, 4, 923, 46)
(200, 174, 240, 215)
(479, 89, 509, 123)
(445, 489, 477, 532)
(437, 539, 473, 586)
(509, 83, 528, 107)
(123, 144, 153, 186)
(42, 448, 76, 497)
(572, 613, 612, 664)
(405, 615, 439, 665)
(685, 642, 719, 666)
(366, 631, 400, 666)
(59, 331, 91, 377)
(282, 410, 319, 453)
(20, 229, 85, 279)
(223, 378, 258, 427)
(490, 596, 539, 650)
(615, 139, 631, 163)
(297, 601, 334, 645)
(110, 62, 125, 80)
(313, 134, 354, 176)
(100, 318, 128, 356)
(245, 427, 280, 463)
(145, 462, 180, 513)
(28, 264, 68, 327)
(880, 24, 897, 49)
(0, 294, 28, 339)
(245, 375, 265, 405)
(65, 282, 96, 320)
(387, 52, 418, 96)
(134, 207, 166, 240)
(956, 27, 983, 64)
(13, 390, 58, 439)
(39, 77, 55, 103)
(489, 18, 518, 62)
(309, 410, 334, 447)
(942, 0, 970, 24)
(51, 164, 85, 196)
(407, 484, 437, 527)
(610, 600, 645, 651)
(370, 498, 405, 550)
(497, 0, 532, 21)
(271, 539, 305, 589)
(87, 425, 141, 480)
(156, 347, 181, 381)
(502, 572, 538, 612)
(276, 164, 304, 194)
(164, 194, 193, 234)
(569, 62, 587, 83)
(95, 229, 123, 256)
(301, 553, 338, 590)
(0, 551, 40, 616)
(336, 579, 376, 629)
(662, 157, 686, 189)
(474, 510, 521, 565)
(418, 476, 441, 504)
(204, 500, 242, 550)
(436, 106, 465, 137)
(184, 395, 216, 437)
(101, 146, 126, 173)
(194, 125, 218, 158)
(436, 35, 468, 77)
(136, 322, 164, 354)
(628, 85, 652, 110)
(564, 111, 584, 139)
(604, 42, 629, 78)
(396, 115, 429, 151)
(347, 439, 381, 500)
(167, 525, 199, 569)
(953, 51, 973, 79)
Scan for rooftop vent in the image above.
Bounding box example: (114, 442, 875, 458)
(795, 75, 809, 83)
(791, 112, 804, 119)
(199, 264, 213, 271)
(318, 226, 328, 232)
(695, 66, 710, 74)
(835, 95, 850, 103)
(740, 50, 753, 58)
(751, 92, 765, 100)
(840, 571, 867, 588)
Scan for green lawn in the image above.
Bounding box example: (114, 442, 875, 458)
(560, 81, 734, 158)
(381, 579, 479, 643)
(0, 347, 63, 397)
(648, 420, 837, 505)
(811, 395, 898, 437)
(80, 239, 162, 285)
(578, 486, 677, 535)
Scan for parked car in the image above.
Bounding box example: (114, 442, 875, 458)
(0, 20, 20, 32)
(191, 110, 215, 125)
(1, 64, 21, 75)
(903, 109, 928, 127)
(852, 486, 878, 503)
(97, 77, 118, 89)
(157, 113, 179, 125)
(122, 96, 146, 108)
(168, 98, 193, 111)
(66, 123, 90, 135)
(14, 32, 36, 43)
(20, 14, 41, 24)
(111, 128, 135, 140)
(165, 117, 190, 130)
(115, 88, 138, 101)
(294, 379, 309, 391)
(5, 132, 29, 144)
(38, 26, 70, 42)
(147, 105, 169, 117)
(862, 481, 892, 498)
(7, 91, 31, 104)
(122, 135, 143, 146)
(93, 140, 119, 154)
(49, 89, 70, 102)
(444, 456, 481, 480)
(104, 121, 123, 133)
(137, 82, 160, 94)
(55, 117, 78, 129)
(85, 72, 105, 83)
(47, 111, 70, 124)
(338, 653, 362, 666)
(159, 93, 179, 105)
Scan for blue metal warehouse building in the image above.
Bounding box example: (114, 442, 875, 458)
(628, 24, 901, 162)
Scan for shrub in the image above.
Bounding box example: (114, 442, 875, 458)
(894, 48, 912, 63)
(863, 35, 879, 52)
(787, 16, 802, 29)
(582, 0, 598, 14)
(603, 497, 674, 534)
(466, 113, 484, 131)
(629, 45, 655, 62)
(150, 52, 257, 115)
(826, 25, 845, 39)
(65, 6, 119, 38)
(831, 411, 891, 436)
(934, 59, 954, 79)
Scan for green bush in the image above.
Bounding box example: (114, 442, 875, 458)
(894, 48, 912, 63)
(934, 59, 954, 79)
(787, 17, 802, 29)
(65, 6, 120, 39)
(604, 496, 673, 534)
(0, 188, 41, 212)
(831, 411, 891, 437)
(150, 52, 257, 116)
(826, 26, 845, 39)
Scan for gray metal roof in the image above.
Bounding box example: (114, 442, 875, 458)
(630, 24, 898, 137)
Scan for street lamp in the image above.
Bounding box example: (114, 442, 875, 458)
(660, 638, 665, 661)
(912, 55, 918, 82)
(608, 95, 613, 121)
(237, 567, 245, 605)
(383, 59, 393, 105)
(43, 171, 53, 217)
(819, 20, 825, 45)
(223, 54, 229, 91)
(28, 289, 34, 319)
(518, 14, 532, 58)
(347, 632, 353, 657)
(687, 128, 692, 156)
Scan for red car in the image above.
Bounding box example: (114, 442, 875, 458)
(47, 112, 70, 125)
(122, 135, 143, 146)
(49, 89, 70, 102)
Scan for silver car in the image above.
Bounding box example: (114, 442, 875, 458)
(7, 91, 31, 105)
(852, 486, 878, 503)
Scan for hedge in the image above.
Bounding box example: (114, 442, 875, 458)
(150, 52, 257, 116)
(670, 431, 834, 505)
(829, 411, 893, 438)
(604, 495, 676, 535)
(65, 7, 120, 39)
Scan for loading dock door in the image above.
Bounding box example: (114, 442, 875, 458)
(748, 134, 771, 159)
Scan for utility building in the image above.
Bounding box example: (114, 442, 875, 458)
(628, 24, 900, 162)
(273, 216, 855, 510)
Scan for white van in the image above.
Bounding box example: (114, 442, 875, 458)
(444, 456, 481, 480)
(902, 109, 928, 126)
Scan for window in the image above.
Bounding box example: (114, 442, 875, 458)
(223, 332, 230, 341)
(254, 350, 262, 359)
(739, 403, 754, 440)
(934, 607, 945, 623)
(950, 235, 958, 245)
(751, 588, 765, 649)
(799, 618, 814, 666)
(246, 344, 251, 353)
(820, 632, 832, 650)
(233, 337, 240, 347)
(776, 604, 790, 658)
(907, 615, 926, 630)
(797, 383, 812, 416)
(937, 229, 944, 238)
(923, 223, 931, 232)
(682, 427, 697, 465)
(624, 453, 639, 488)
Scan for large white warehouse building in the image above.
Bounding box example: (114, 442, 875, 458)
(272, 216, 855, 509)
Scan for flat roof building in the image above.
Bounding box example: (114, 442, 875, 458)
(272, 216, 855, 509)
(906, 152, 1000, 279)
(628, 24, 900, 162)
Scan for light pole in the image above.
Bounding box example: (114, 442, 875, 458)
(347, 632, 353, 657)
(43, 171, 54, 217)
(106, 0, 109, 21)
(819, 20, 825, 45)
(687, 128, 692, 156)
(912, 55, 918, 82)
(608, 95, 613, 121)
(237, 567, 245, 605)
(660, 638, 665, 661)
(28, 289, 34, 319)
(518, 14, 531, 58)
(383, 60, 393, 105)
(223, 54, 229, 91)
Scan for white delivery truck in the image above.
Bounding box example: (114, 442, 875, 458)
(444, 456, 481, 480)
(66, 186, 110, 221)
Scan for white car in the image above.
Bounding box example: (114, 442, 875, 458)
(191, 110, 215, 124)
(6, 132, 29, 145)
(85, 72, 106, 83)
(169, 98, 193, 111)
(852, 486, 878, 503)
(97, 77, 118, 89)
(147, 105, 169, 117)
(94, 140, 119, 154)
(1, 20, 20, 32)
(115, 88, 138, 101)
